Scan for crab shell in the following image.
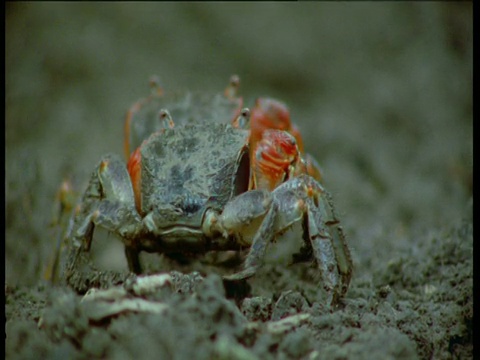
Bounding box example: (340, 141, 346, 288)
(129, 124, 252, 244)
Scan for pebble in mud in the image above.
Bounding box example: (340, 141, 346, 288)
(169, 270, 205, 294)
(271, 290, 310, 321)
(241, 297, 273, 322)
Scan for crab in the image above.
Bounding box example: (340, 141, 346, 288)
(64, 75, 352, 305)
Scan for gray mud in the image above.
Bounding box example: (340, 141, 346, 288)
(6, 3, 472, 359)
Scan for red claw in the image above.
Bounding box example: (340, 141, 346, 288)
(250, 98, 305, 154)
(249, 97, 323, 182)
(252, 129, 303, 191)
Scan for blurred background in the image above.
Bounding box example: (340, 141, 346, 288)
(6, 3, 472, 286)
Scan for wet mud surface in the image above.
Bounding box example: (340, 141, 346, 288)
(6, 221, 473, 359)
(6, 3, 472, 359)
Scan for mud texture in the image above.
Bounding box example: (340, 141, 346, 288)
(6, 3, 472, 360)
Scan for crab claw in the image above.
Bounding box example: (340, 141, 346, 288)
(251, 129, 305, 191)
(249, 98, 326, 181)
(250, 98, 305, 153)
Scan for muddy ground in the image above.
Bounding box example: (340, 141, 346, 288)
(6, 3, 473, 359)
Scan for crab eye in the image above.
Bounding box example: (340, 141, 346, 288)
(233, 108, 251, 129)
(159, 109, 175, 129)
(233, 149, 250, 196)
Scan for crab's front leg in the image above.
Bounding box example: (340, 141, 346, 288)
(217, 177, 352, 305)
(206, 190, 279, 280)
(273, 175, 352, 305)
(222, 129, 351, 305)
(217, 129, 305, 280)
(64, 154, 144, 291)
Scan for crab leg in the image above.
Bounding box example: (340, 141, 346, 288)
(124, 100, 145, 160)
(64, 154, 144, 288)
(306, 202, 341, 305)
(123, 76, 165, 160)
(72, 154, 142, 241)
(316, 189, 352, 297)
(220, 192, 279, 281)
(243, 201, 278, 270)
(222, 173, 352, 305)
(275, 175, 352, 305)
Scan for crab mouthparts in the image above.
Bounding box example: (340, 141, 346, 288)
(160, 225, 203, 239)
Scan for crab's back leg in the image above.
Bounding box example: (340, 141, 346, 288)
(124, 77, 165, 160)
(43, 179, 77, 284)
(127, 147, 142, 213)
(124, 100, 146, 161)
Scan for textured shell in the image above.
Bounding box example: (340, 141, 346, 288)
(140, 123, 250, 227)
(128, 92, 242, 155)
